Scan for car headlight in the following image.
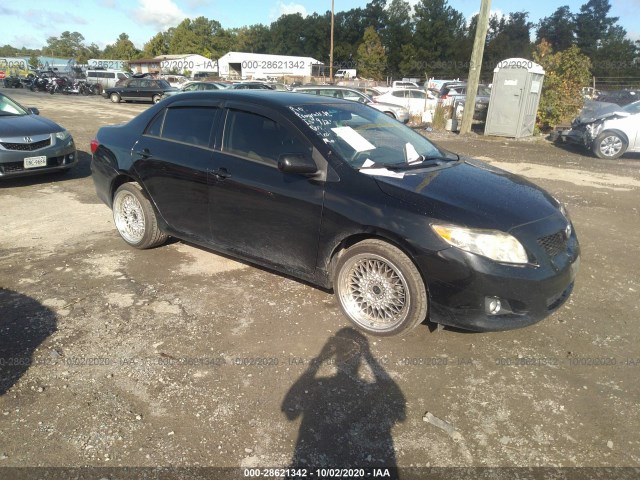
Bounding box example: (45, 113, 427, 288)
(432, 224, 529, 264)
(55, 130, 71, 141)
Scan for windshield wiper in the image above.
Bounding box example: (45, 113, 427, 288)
(385, 154, 459, 171)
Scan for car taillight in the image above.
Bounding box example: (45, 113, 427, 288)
(90, 139, 99, 154)
(441, 94, 449, 99)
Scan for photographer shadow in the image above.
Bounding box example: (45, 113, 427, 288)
(282, 327, 405, 473)
(0, 288, 57, 395)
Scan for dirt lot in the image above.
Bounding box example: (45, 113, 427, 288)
(1, 88, 639, 478)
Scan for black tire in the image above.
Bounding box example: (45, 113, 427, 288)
(112, 183, 168, 249)
(592, 131, 628, 159)
(110, 92, 121, 103)
(152, 94, 162, 104)
(334, 239, 428, 336)
(384, 111, 397, 119)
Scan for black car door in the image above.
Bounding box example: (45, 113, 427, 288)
(121, 79, 140, 100)
(132, 103, 221, 242)
(208, 106, 325, 275)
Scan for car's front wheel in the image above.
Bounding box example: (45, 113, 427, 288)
(334, 239, 428, 336)
(152, 94, 162, 104)
(110, 92, 121, 103)
(593, 131, 628, 159)
(112, 183, 168, 249)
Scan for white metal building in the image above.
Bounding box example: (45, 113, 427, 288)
(217, 52, 322, 80)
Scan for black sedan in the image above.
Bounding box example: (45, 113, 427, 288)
(1, 92, 76, 178)
(103, 78, 177, 104)
(91, 91, 579, 335)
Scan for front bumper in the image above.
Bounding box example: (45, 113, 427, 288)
(0, 136, 77, 178)
(415, 218, 580, 331)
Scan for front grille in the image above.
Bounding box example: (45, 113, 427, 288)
(0, 138, 51, 151)
(537, 231, 568, 257)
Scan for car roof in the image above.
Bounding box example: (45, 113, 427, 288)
(295, 85, 360, 92)
(161, 90, 356, 108)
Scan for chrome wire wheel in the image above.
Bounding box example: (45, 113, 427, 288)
(337, 253, 410, 333)
(113, 191, 146, 244)
(599, 135, 623, 158)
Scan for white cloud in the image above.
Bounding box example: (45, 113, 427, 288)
(269, 1, 308, 22)
(133, 0, 189, 30)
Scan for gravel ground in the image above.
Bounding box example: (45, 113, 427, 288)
(1, 88, 639, 479)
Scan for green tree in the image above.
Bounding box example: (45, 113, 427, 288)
(382, 0, 413, 76)
(398, 43, 419, 77)
(412, 0, 466, 77)
(536, 6, 575, 51)
(533, 40, 592, 128)
(28, 54, 39, 69)
(45, 31, 86, 58)
(103, 33, 140, 60)
(484, 12, 533, 72)
(144, 32, 169, 57)
(356, 26, 386, 79)
(269, 13, 308, 56)
(575, 0, 618, 58)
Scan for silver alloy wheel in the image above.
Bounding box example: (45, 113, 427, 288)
(337, 253, 410, 332)
(113, 191, 146, 244)
(599, 135, 623, 157)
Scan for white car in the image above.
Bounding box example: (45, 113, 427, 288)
(375, 89, 437, 116)
(561, 100, 640, 159)
(293, 86, 410, 123)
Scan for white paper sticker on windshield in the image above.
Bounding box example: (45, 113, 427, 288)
(360, 159, 405, 178)
(331, 126, 375, 152)
(405, 143, 421, 163)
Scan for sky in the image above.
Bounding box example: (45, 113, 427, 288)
(1, 0, 638, 52)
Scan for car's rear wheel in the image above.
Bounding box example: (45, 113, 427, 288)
(112, 183, 167, 249)
(110, 93, 121, 103)
(593, 131, 627, 159)
(152, 94, 162, 104)
(334, 239, 428, 336)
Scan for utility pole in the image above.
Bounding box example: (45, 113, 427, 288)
(330, 0, 335, 82)
(459, 0, 491, 135)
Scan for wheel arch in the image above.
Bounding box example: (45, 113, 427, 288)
(109, 173, 170, 233)
(324, 229, 429, 292)
(598, 128, 629, 145)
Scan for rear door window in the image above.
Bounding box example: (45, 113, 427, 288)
(147, 107, 218, 147)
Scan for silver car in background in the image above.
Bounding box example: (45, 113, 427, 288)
(561, 100, 640, 159)
(0, 92, 76, 178)
(292, 86, 410, 123)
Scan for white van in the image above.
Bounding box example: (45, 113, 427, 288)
(334, 69, 357, 79)
(85, 69, 131, 89)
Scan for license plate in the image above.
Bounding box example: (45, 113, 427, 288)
(24, 156, 47, 169)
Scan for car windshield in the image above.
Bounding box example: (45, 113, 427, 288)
(622, 101, 640, 114)
(0, 94, 28, 116)
(478, 85, 492, 96)
(289, 102, 450, 168)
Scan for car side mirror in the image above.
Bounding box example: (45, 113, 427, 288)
(278, 154, 318, 175)
(28, 107, 40, 115)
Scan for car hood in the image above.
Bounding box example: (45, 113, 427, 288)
(574, 101, 629, 125)
(372, 158, 558, 231)
(0, 114, 63, 138)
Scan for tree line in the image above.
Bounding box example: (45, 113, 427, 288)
(1, 0, 637, 81)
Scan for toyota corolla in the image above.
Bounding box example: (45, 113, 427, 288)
(91, 91, 579, 336)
